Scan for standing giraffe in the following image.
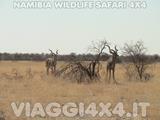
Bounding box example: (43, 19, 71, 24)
(106, 45, 119, 83)
(46, 49, 58, 75)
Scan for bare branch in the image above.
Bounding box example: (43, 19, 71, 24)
(106, 45, 114, 54)
(115, 46, 118, 52)
(56, 50, 58, 55)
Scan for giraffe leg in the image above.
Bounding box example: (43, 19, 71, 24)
(51, 67, 54, 74)
(106, 67, 109, 83)
(53, 65, 56, 73)
(46, 67, 49, 75)
(113, 69, 115, 80)
(113, 69, 117, 84)
(108, 70, 111, 84)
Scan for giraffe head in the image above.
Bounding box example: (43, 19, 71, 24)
(49, 49, 59, 57)
(113, 46, 119, 58)
(106, 45, 119, 59)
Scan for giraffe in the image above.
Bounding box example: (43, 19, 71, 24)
(46, 49, 58, 75)
(106, 45, 119, 84)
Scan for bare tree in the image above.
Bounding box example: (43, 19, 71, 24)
(46, 49, 58, 75)
(55, 40, 108, 83)
(106, 45, 119, 84)
(88, 40, 108, 81)
(123, 41, 151, 81)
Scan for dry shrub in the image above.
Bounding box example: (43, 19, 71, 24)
(55, 62, 101, 83)
(11, 68, 24, 80)
(25, 67, 34, 80)
(0, 111, 5, 120)
(39, 71, 46, 80)
(0, 73, 13, 80)
(0, 68, 23, 80)
(0, 68, 24, 80)
(124, 63, 138, 81)
(124, 63, 154, 81)
(2, 67, 35, 80)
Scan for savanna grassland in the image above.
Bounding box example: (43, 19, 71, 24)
(0, 61, 160, 120)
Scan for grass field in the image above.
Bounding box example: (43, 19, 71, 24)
(0, 61, 160, 120)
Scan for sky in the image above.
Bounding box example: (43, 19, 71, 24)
(0, 0, 159, 55)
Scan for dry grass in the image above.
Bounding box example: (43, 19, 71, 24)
(0, 61, 160, 120)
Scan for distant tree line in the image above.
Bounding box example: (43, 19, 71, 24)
(0, 52, 110, 61)
(0, 52, 160, 63)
